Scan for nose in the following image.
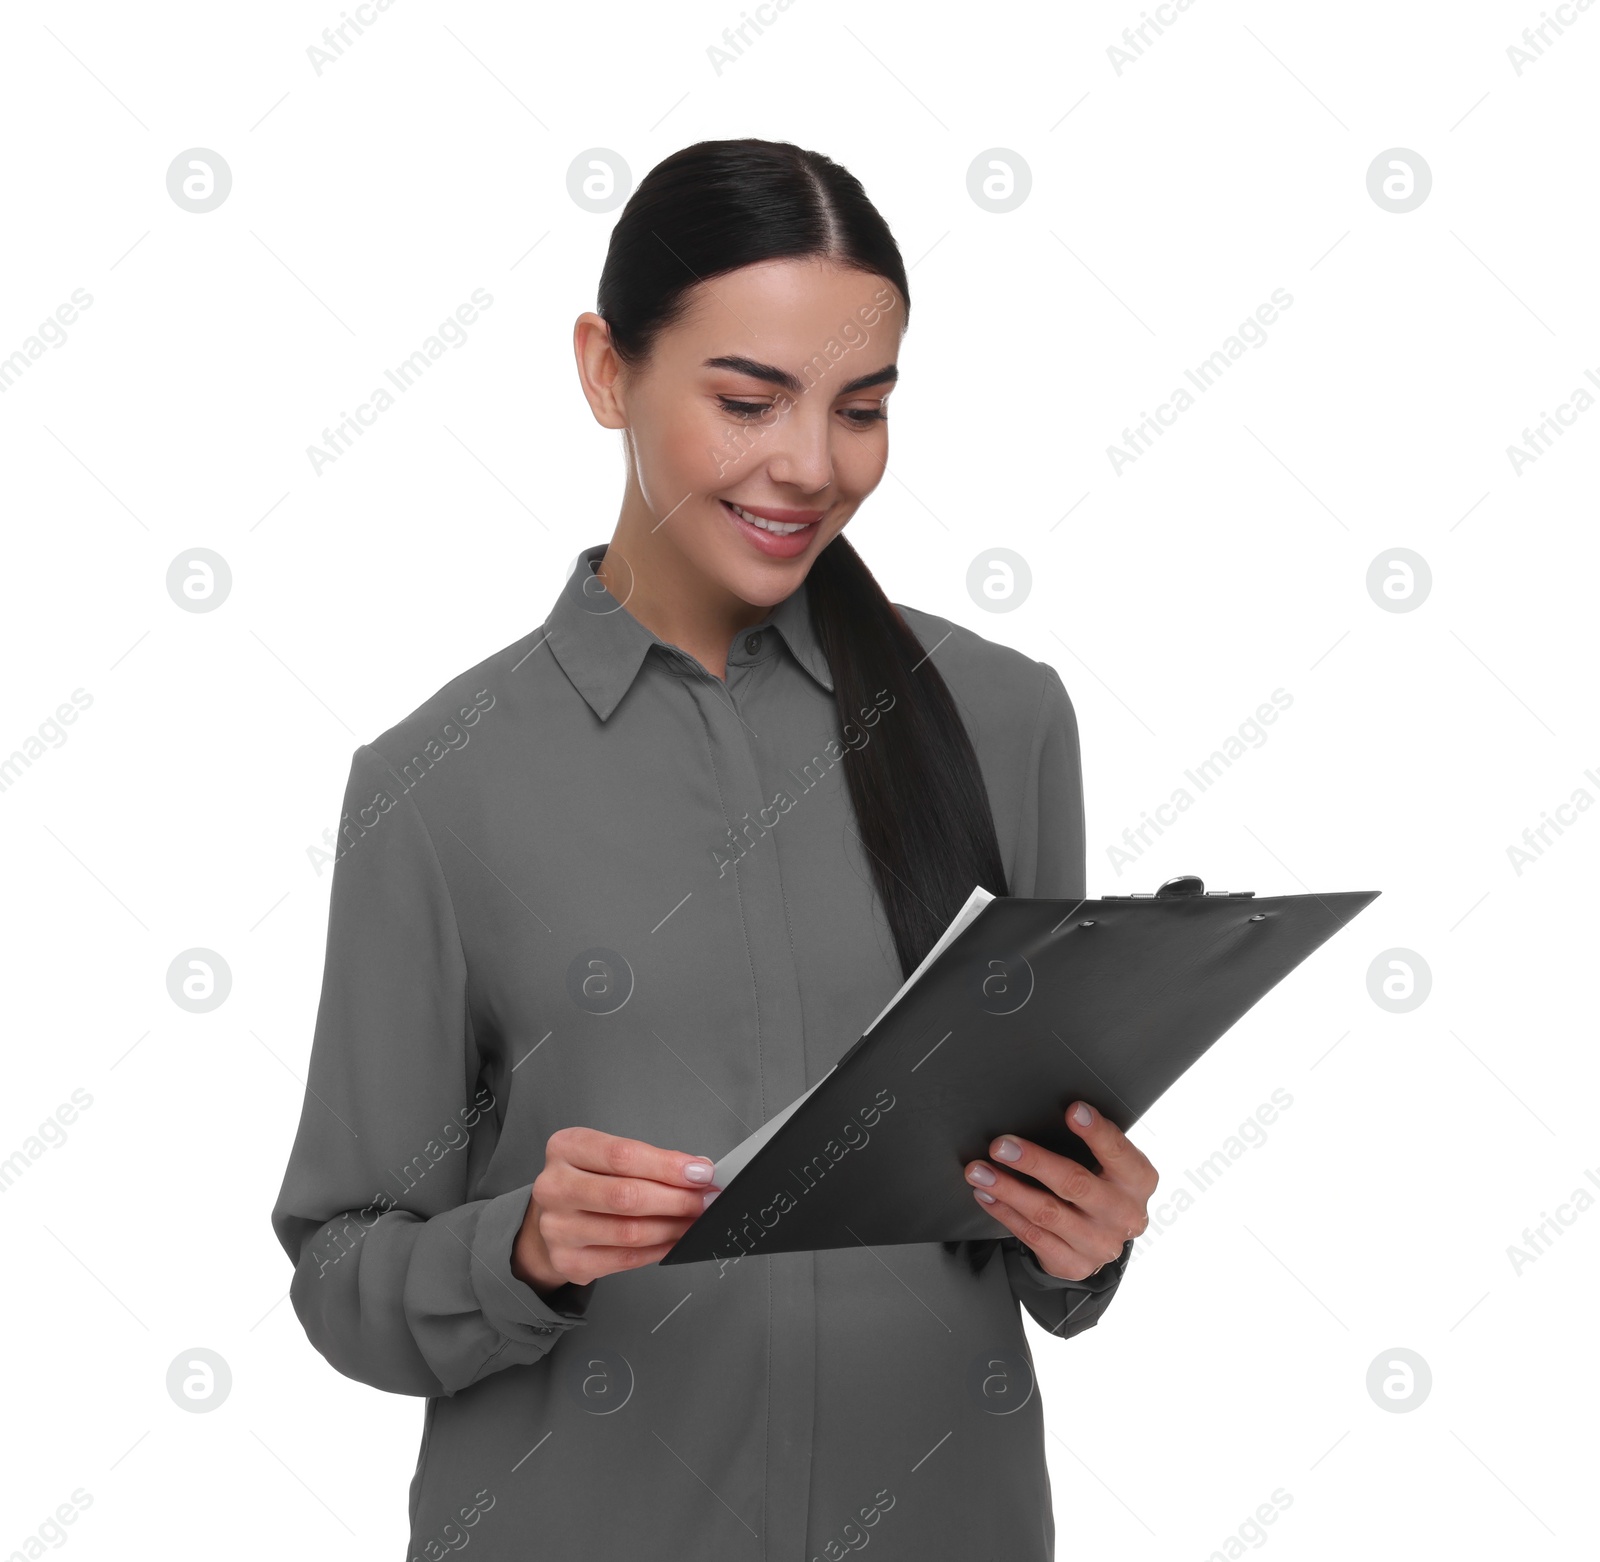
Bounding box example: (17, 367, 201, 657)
(759, 398, 835, 496)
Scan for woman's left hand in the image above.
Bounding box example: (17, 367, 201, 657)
(965, 1100, 1158, 1281)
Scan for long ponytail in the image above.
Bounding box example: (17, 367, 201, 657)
(804, 532, 1011, 969)
(598, 138, 1009, 1275)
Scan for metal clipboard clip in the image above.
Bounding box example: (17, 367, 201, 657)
(1101, 874, 1256, 900)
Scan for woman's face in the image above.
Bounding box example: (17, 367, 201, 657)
(598, 256, 903, 608)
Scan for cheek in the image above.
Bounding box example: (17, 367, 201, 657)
(636, 395, 728, 491)
(831, 425, 889, 495)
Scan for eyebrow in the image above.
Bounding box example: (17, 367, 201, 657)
(702, 355, 898, 399)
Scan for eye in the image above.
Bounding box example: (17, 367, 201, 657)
(716, 395, 888, 427)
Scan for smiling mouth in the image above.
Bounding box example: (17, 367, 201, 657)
(720, 499, 822, 536)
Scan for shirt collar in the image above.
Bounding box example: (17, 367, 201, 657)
(543, 542, 835, 722)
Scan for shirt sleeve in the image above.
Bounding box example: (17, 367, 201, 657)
(1003, 1239, 1134, 1339)
(270, 743, 592, 1398)
(1001, 663, 1133, 1338)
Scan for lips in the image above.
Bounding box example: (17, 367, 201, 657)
(719, 498, 823, 560)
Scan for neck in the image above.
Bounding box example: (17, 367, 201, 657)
(595, 492, 770, 682)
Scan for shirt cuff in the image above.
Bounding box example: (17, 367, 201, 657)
(1011, 1236, 1133, 1292)
(470, 1186, 595, 1343)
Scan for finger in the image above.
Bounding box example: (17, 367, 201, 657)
(1063, 1101, 1158, 1200)
(557, 1238, 682, 1286)
(980, 1133, 1124, 1225)
(968, 1155, 1142, 1247)
(969, 1189, 1122, 1282)
(542, 1207, 702, 1253)
(550, 1127, 718, 1189)
(550, 1163, 711, 1222)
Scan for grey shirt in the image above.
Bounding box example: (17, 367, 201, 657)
(271, 541, 1132, 1561)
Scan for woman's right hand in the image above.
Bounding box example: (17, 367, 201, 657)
(511, 1126, 720, 1296)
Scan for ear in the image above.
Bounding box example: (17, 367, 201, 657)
(573, 312, 629, 430)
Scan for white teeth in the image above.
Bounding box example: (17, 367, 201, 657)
(729, 502, 811, 536)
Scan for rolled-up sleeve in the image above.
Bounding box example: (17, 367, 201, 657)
(270, 743, 591, 1398)
(1002, 663, 1132, 1337)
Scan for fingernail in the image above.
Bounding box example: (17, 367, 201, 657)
(973, 1189, 996, 1204)
(684, 1160, 714, 1183)
(701, 1189, 720, 1211)
(994, 1138, 1022, 1162)
(967, 1163, 996, 1186)
(1073, 1103, 1093, 1126)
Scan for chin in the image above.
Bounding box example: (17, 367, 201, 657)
(717, 553, 814, 610)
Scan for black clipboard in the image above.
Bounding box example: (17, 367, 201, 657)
(662, 875, 1379, 1267)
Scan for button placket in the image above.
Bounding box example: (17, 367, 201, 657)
(682, 666, 817, 1559)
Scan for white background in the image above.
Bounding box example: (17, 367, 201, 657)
(1, 1, 1594, 1557)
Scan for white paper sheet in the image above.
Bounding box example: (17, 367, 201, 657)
(710, 885, 995, 1187)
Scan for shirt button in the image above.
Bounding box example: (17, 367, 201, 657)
(744, 631, 763, 654)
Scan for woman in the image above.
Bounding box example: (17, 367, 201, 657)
(272, 137, 1158, 1561)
